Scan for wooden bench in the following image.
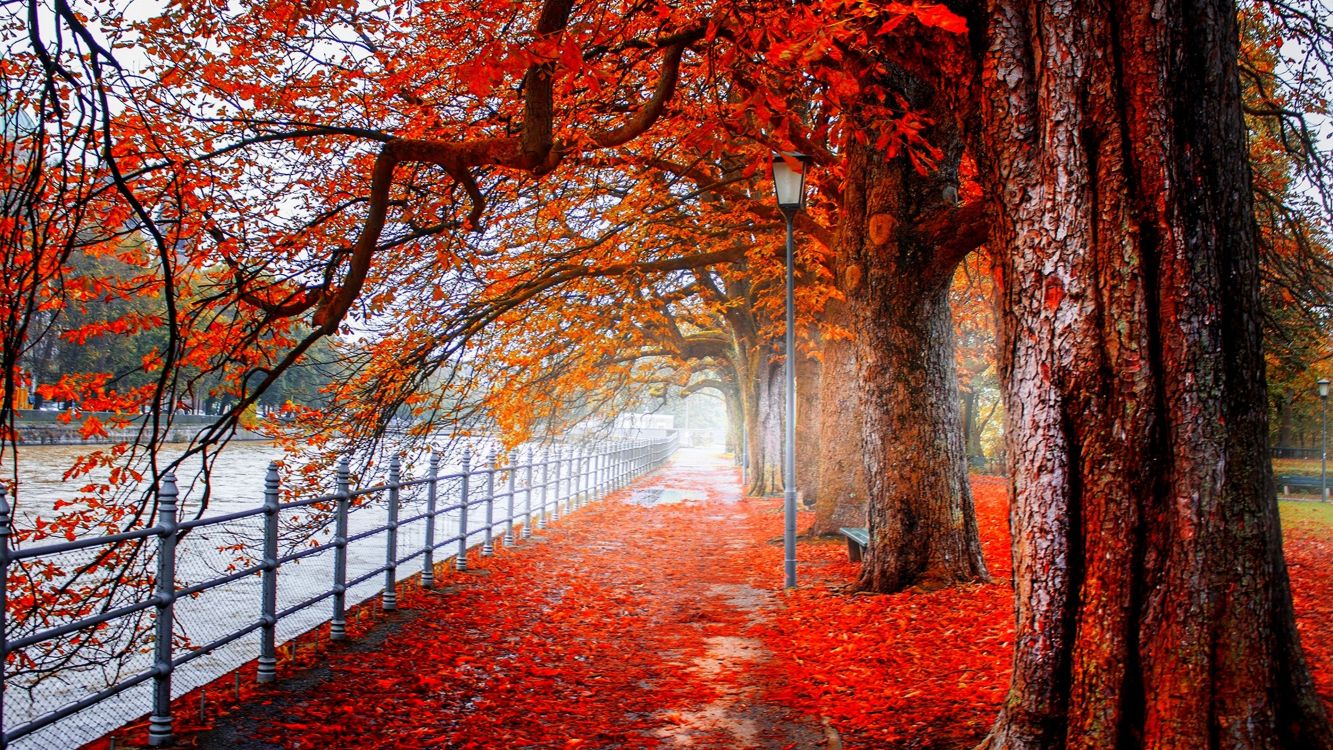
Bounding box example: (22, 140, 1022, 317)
(839, 527, 869, 562)
(1277, 474, 1325, 497)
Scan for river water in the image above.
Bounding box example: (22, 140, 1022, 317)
(5, 439, 550, 750)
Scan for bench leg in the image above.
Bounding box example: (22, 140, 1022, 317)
(847, 537, 863, 563)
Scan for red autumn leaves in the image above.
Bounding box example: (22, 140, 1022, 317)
(166, 468, 1333, 749)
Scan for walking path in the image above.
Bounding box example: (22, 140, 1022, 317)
(193, 448, 844, 749)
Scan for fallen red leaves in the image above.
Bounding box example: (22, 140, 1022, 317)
(1281, 509, 1333, 711)
(750, 476, 1014, 749)
(237, 455, 808, 749)
(176, 462, 1333, 750)
(253, 508, 718, 748)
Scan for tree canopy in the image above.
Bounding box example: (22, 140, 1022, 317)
(9, 0, 1333, 746)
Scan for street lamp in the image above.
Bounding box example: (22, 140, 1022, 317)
(1320, 378, 1330, 502)
(772, 152, 810, 589)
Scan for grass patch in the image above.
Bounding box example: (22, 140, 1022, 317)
(1281, 500, 1333, 530)
(1275, 458, 1327, 477)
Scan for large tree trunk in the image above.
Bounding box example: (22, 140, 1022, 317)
(974, 0, 1333, 746)
(796, 344, 822, 506)
(838, 134, 988, 593)
(809, 298, 869, 536)
(855, 276, 987, 591)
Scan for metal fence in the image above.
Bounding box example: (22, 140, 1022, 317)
(1272, 446, 1323, 460)
(0, 436, 678, 749)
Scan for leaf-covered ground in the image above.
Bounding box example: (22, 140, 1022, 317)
(171, 450, 1333, 750)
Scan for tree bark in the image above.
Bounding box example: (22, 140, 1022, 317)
(809, 297, 869, 536)
(796, 344, 822, 506)
(962, 389, 983, 457)
(749, 356, 784, 497)
(973, 0, 1333, 746)
(723, 378, 743, 465)
(838, 133, 988, 593)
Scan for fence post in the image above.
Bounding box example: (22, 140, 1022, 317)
(523, 449, 534, 540)
(590, 448, 598, 502)
(0, 486, 10, 748)
(580, 446, 590, 508)
(568, 446, 577, 511)
(456, 449, 471, 571)
(600, 446, 607, 497)
(330, 459, 350, 641)
(537, 447, 550, 531)
(565, 446, 574, 515)
(551, 446, 562, 524)
(483, 449, 496, 556)
(569, 446, 578, 511)
(148, 473, 178, 747)
(618, 442, 627, 488)
(562, 446, 572, 515)
(257, 462, 280, 683)
(383, 456, 401, 611)
(505, 450, 517, 546)
(422, 453, 439, 589)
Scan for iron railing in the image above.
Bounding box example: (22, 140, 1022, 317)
(0, 436, 678, 749)
(1272, 446, 1323, 460)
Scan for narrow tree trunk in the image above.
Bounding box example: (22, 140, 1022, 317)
(723, 379, 743, 465)
(837, 134, 988, 593)
(1274, 392, 1294, 449)
(962, 389, 981, 457)
(809, 298, 869, 536)
(748, 358, 784, 497)
(974, 0, 1333, 746)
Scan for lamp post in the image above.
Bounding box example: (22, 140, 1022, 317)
(771, 152, 810, 590)
(1321, 378, 1330, 502)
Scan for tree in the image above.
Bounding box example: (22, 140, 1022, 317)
(1237, 3, 1333, 451)
(838, 132, 988, 591)
(954, 251, 1002, 463)
(807, 294, 868, 535)
(709, 4, 992, 591)
(970, 0, 1333, 745)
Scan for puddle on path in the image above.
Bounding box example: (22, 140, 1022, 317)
(626, 487, 708, 507)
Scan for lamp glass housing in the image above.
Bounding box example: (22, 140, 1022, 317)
(1320, 379, 1330, 398)
(772, 152, 808, 212)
